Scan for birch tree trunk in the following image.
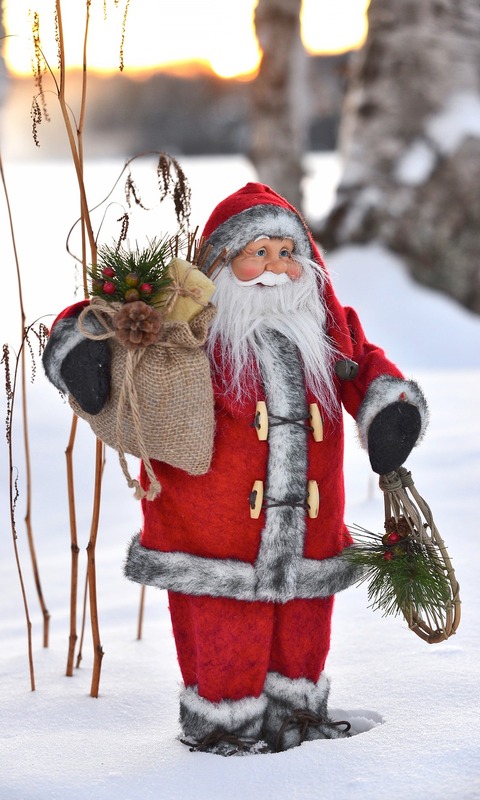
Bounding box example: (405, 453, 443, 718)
(250, 0, 307, 210)
(319, 0, 480, 314)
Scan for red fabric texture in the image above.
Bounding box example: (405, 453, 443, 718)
(168, 592, 334, 703)
(140, 310, 401, 562)
(202, 183, 310, 243)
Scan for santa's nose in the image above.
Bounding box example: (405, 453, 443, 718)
(265, 257, 287, 274)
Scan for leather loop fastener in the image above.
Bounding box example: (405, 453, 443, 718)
(252, 401, 322, 441)
(249, 480, 319, 519)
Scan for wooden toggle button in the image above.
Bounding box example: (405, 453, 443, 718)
(307, 480, 320, 519)
(309, 403, 323, 442)
(249, 480, 264, 519)
(254, 401, 269, 441)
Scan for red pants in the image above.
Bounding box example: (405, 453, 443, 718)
(168, 592, 334, 704)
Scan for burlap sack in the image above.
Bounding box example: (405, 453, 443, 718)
(69, 302, 216, 499)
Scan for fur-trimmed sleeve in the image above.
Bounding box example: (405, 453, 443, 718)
(338, 306, 429, 447)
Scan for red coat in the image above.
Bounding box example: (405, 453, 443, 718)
(126, 305, 405, 604)
(47, 299, 420, 605)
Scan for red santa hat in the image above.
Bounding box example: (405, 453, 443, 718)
(201, 182, 319, 270)
(201, 182, 355, 358)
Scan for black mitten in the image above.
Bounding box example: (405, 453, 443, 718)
(60, 338, 111, 414)
(42, 315, 111, 415)
(367, 401, 422, 475)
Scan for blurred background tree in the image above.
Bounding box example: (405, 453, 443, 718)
(317, 0, 480, 314)
(249, 0, 306, 210)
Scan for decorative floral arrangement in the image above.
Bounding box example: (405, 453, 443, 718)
(347, 516, 451, 620)
(89, 237, 173, 305)
(345, 468, 461, 643)
(87, 236, 217, 349)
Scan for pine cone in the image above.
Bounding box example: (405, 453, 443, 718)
(113, 301, 164, 348)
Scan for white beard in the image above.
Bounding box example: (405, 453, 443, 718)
(207, 256, 340, 418)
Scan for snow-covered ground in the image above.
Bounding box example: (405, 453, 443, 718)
(1, 155, 479, 799)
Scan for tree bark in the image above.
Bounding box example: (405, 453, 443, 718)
(319, 0, 480, 314)
(250, 0, 307, 210)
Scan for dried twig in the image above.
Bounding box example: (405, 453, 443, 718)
(65, 414, 79, 676)
(137, 585, 146, 641)
(2, 342, 35, 691)
(87, 438, 105, 698)
(1, 151, 50, 672)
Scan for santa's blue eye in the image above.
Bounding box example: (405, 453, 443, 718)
(256, 248, 267, 257)
(280, 248, 291, 257)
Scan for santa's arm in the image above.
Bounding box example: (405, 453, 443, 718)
(338, 306, 429, 474)
(42, 300, 111, 415)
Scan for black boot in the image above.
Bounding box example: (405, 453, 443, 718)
(179, 686, 270, 756)
(262, 672, 351, 752)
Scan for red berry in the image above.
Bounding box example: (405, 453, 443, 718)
(103, 282, 116, 295)
(140, 283, 153, 294)
(102, 267, 115, 278)
(383, 550, 394, 561)
(386, 532, 402, 544)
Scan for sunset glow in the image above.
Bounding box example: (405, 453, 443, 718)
(4, 0, 369, 80)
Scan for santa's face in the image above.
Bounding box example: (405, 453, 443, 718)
(207, 249, 340, 417)
(230, 237, 303, 286)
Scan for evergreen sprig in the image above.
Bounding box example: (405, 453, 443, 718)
(89, 237, 175, 305)
(346, 522, 452, 621)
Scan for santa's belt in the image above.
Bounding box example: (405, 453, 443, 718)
(249, 479, 320, 520)
(251, 401, 323, 442)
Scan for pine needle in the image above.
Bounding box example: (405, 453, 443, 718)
(346, 523, 452, 621)
(89, 236, 174, 304)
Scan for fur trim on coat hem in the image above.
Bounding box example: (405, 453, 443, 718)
(124, 533, 362, 602)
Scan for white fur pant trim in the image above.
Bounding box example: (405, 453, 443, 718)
(179, 685, 268, 742)
(263, 671, 330, 712)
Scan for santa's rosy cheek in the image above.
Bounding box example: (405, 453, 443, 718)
(287, 261, 303, 280)
(231, 261, 264, 280)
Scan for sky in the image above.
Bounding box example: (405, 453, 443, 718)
(4, 0, 370, 79)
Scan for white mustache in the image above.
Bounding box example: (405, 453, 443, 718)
(231, 271, 291, 287)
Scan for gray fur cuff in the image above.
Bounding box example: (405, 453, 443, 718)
(356, 375, 429, 449)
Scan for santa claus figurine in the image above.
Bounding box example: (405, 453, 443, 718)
(43, 182, 428, 755)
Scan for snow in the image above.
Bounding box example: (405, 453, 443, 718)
(394, 138, 436, 186)
(395, 91, 480, 186)
(1, 154, 480, 800)
(427, 91, 480, 156)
